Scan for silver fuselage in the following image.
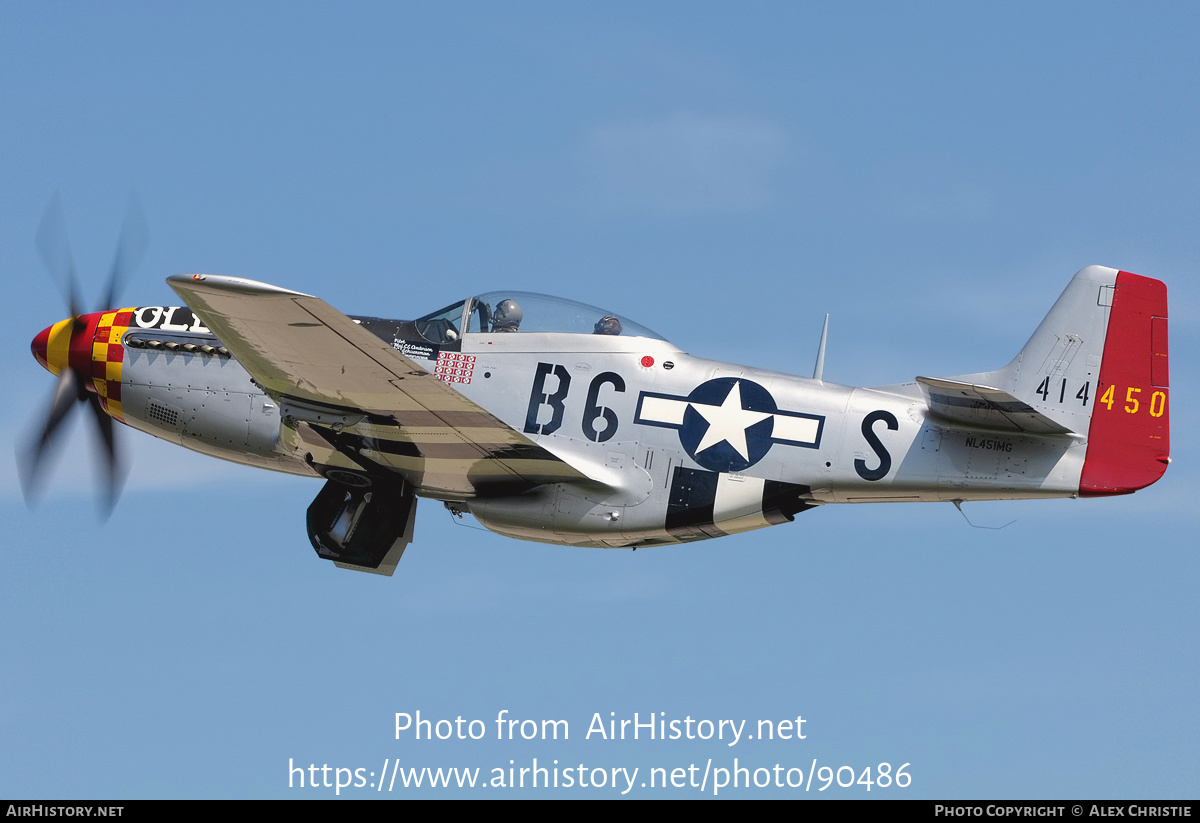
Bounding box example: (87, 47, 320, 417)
(116, 318, 1082, 548)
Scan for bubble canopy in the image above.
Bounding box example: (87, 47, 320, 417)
(413, 291, 667, 344)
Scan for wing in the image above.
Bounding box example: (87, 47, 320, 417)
(167, 274, 590, 496)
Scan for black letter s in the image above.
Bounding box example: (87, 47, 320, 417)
(854, 410, 898, 481)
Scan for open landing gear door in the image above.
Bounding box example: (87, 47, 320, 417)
(306, 475, 416, 576)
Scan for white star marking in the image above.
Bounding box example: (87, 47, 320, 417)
(691, 381, 772, 460)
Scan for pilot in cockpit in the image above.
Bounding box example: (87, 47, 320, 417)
(593, 315, 622, 335)
(492, 299, 522, 332)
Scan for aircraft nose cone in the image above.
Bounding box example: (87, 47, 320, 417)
(31, 318, 81, 377)
(31, 325, 51, 371)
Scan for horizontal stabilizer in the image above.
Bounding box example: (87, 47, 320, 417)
(916, 376, 1076, 435)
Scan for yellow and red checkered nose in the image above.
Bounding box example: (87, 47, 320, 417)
(31, 310, 132, 422)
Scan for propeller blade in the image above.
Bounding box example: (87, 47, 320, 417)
(35, 192, 83, 320)
(86, 393, 125, 519)
(37, 369, 86, 452)
(19, 369, 86, 504)
(99, 191, 148, 311)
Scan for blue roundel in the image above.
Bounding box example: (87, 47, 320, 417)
(679, 378, 777, 472)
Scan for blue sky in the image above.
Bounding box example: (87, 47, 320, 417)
(1, 2, 1197, 798)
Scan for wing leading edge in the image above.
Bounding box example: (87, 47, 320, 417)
(167, 274, 589, 496)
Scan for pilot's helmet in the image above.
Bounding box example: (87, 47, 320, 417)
(493, 299, 522, 332)
(593, 315, 622, 335)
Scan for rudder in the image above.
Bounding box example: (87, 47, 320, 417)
(1079, 270, 1170, 495)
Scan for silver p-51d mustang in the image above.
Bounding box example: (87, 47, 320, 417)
(28, 265, 1170, 575)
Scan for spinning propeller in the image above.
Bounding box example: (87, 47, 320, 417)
(20, 193, 148, 516)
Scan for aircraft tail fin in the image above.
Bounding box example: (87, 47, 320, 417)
(957, 266, 1169, 495)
